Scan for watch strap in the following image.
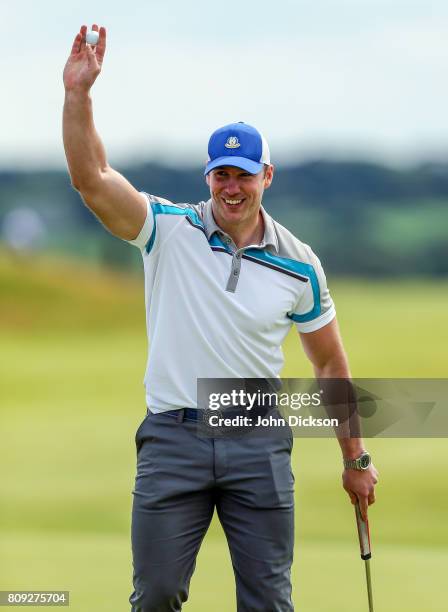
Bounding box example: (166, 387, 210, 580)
(343, 451, 371, 471)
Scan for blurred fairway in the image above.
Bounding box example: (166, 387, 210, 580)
(1, 251, 447, 611)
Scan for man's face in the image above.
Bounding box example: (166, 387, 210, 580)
(206, 165, 274, 229)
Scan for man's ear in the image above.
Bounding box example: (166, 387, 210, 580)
(205, 173, 210, 186)
(264, 164, 274, 189)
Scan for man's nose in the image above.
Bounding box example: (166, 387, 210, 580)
(224, 179, 240, 196)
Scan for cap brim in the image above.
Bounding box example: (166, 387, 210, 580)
(204, 156, 263, 176)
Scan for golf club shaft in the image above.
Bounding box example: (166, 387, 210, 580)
(364, 558, 374, 612)
(355, 502, 374, 611)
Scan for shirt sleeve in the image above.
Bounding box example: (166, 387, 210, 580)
(288, 247, 336, 333)
(127, 192, 155, 250)
(127, 192, 176, 251)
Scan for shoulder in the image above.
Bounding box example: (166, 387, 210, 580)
(138, 194, 208, 254)
(143, 192, 196, 211)
(270, 217, 321, 269)
(268, 216, 336, 330)
(143, 193, 206, 224)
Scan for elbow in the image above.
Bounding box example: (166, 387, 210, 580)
(69, 168, 106, 199)
(70, 177, 82, 192)
(68, 172, 92, 195)
(314, 354, 351, 379)
(66, 168, 81, 192)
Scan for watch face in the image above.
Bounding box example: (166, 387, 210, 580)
(360, 453, 371, 469)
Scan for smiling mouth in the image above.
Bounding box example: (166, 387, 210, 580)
(222, 197, 245, 208)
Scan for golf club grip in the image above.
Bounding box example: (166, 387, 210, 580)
(355, 502, 372, 560)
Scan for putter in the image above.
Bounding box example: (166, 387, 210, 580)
(355, 502, 374, 612)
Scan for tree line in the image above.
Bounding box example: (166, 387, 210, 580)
(0, 160, 447, 276)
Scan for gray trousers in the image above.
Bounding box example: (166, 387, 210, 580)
(129, 410, 295, 611)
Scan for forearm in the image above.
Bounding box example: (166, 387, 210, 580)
(63, 90, 108, 191)
(301, 322, 378, 516)
(314, 354, 365, 460)
(60, 26, 146, 239)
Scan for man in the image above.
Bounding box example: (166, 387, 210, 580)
(63, 25, 378, 612)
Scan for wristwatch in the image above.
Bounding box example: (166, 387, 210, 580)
(343, 451, 371, 471)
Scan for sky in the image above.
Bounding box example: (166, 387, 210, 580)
(0, 0, 447, 169)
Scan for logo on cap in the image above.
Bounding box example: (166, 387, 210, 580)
(224, 136, 241, 149)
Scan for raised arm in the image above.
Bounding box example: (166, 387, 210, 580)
(63, 24, 146, 240)
(299, 318, 379, 519)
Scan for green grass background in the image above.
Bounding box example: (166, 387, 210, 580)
(1, 251, 447, 611)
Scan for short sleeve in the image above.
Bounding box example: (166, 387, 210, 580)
(127, 192, 155, 250)
(288, 247, 336, 333)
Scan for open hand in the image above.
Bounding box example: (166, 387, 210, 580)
(63, 24, 106, 92)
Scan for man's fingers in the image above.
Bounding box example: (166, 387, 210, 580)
(347, 490, 357, 505)
(71, 24, 105, 62)
(86, 45, 100, 72)
(95, 26, 107, 63)
(79, 25, 87, 51)
(70, 33, 82, 55)
(358, 496, 369, 521)
(90, 23, 99, 47)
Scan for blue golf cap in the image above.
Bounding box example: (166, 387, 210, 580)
(204, 122, 271, 176)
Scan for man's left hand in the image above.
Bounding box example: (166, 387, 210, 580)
(342, 464, 379, 521)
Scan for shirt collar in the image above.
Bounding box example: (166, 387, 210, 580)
(203, 199, 278, 252)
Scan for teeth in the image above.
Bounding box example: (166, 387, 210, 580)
(225, 199, 242, 205)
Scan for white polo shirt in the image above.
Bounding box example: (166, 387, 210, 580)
(129, 193, 336, 413)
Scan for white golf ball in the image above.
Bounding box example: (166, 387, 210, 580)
(86, 30, 99, 45)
